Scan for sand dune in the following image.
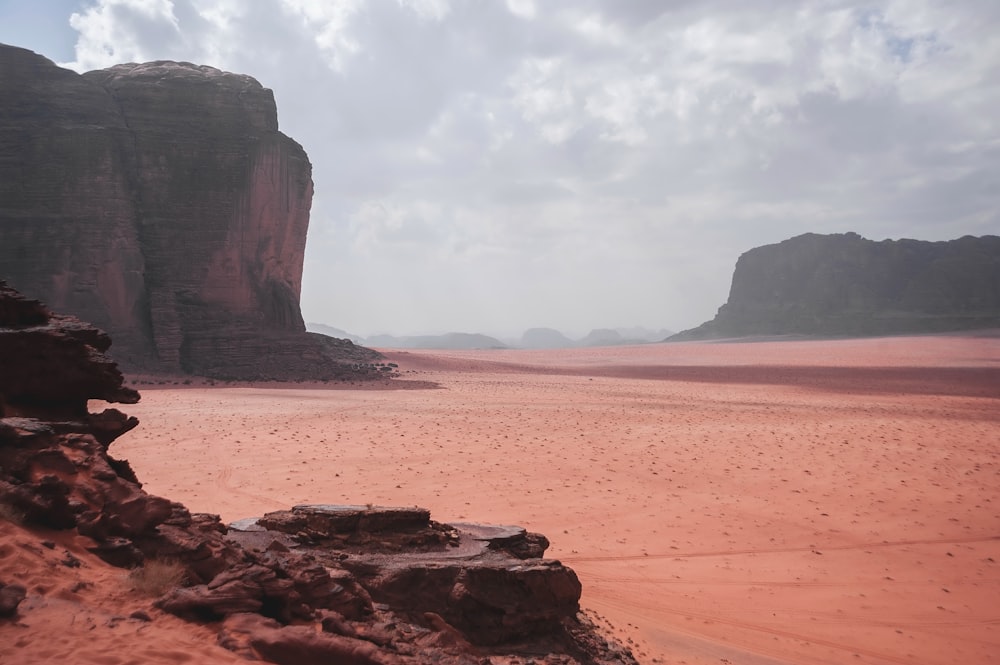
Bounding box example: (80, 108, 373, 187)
(103, 335, 1000, 664)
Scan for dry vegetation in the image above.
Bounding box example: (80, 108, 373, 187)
(127, 558, 186, 596)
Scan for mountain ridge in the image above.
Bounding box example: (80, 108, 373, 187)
(672, 232, 1000, 340)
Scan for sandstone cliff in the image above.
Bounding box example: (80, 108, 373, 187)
(0, 280, 636, 664)
(673, 232, 1000, 340)
(0, 44, 378, 379)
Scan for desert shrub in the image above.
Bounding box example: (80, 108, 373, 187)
(127, 558, 186, 596)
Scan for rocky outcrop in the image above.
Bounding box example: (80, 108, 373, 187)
(0, 43, 379, 380)
(232, 505, 577, 646)
(0, 282, 636, 664)
(673, 233, 1000, 339)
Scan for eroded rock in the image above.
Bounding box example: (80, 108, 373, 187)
(231, 505, 582, 645)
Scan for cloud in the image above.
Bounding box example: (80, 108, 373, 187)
(59, 0, 1000, 335)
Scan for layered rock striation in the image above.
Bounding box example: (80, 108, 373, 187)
(0, 282, 635, 664)
(673, 232, 1000, 340)
(0, 44, 378, 379)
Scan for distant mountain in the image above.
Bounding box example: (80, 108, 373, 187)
(365, 332, 507, 350)
(578, 327, 675, 346)
(672, 232, 1000, 340)
(578, 328, 624, 346)
(520, 327, 575, 349)
(308, 323, 676, 350)
(306, 322, 365, 344)
(613, 326, 675, 343)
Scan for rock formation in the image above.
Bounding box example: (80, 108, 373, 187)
(673, 232, 1000, 340)
(0, 43, 379, 380)
(0, 281, 636, 665)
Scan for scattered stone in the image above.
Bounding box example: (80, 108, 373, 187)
(60, 551, 82, 568)
(0, 581, 27, 618)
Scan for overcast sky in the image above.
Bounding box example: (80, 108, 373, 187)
(1, 1, 998, 337)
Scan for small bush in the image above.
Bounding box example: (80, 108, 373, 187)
(127, 558, 186, 596)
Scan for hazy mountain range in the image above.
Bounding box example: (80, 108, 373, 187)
(306, 323, 674, 350)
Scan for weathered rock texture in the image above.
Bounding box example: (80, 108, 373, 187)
(0, 282, 636, 665)
(673, 232, 1000, 340)
(0, 43, 379, 379)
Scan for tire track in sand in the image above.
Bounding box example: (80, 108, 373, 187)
(563, 534, 1000, 563)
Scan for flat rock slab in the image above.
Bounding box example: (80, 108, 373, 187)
(257, 505, 433, 539)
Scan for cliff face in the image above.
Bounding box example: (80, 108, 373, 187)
(0, 45, 149, 363)
(0, 44, 377, 379)
(674, 233, 1000, 339)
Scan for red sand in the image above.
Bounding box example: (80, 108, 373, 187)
(0, 519, 246, 664)
(8, 335, 997, 664)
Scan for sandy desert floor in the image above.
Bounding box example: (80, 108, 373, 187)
(103, 335, 1000, 664)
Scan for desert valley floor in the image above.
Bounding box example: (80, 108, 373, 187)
(105, 335, 1000, 665)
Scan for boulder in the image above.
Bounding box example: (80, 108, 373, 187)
(0, 581, 27, 618)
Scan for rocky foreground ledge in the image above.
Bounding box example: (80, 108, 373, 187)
(0, 281, 636, 665)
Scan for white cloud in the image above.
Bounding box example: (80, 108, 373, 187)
(505, 0, 536, 21)
(398, 0, 451, 22)
(567, 10, 624, 46)
(68, 0, 182, 69)
(278, 0, 363, 72)
(48, 0, 1000, 335)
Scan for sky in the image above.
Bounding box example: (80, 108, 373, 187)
(1, 1, 998, 338)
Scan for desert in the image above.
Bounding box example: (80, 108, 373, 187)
(104, 334, 1000, 664)
(3, 8, 1000, 663)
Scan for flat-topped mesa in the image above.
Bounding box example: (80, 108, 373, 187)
(673, 232, 1000, 340)
(0, 44, 381, 380)
(80, 60, 308, 357)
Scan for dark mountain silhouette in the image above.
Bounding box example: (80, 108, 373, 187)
(672, 232, 1000, 340)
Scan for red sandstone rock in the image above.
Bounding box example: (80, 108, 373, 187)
(0, 45, 381, 380)
(0, 581, 27, 618)
(219, 613, 398, 665)
(673, 232, 1000, 339)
